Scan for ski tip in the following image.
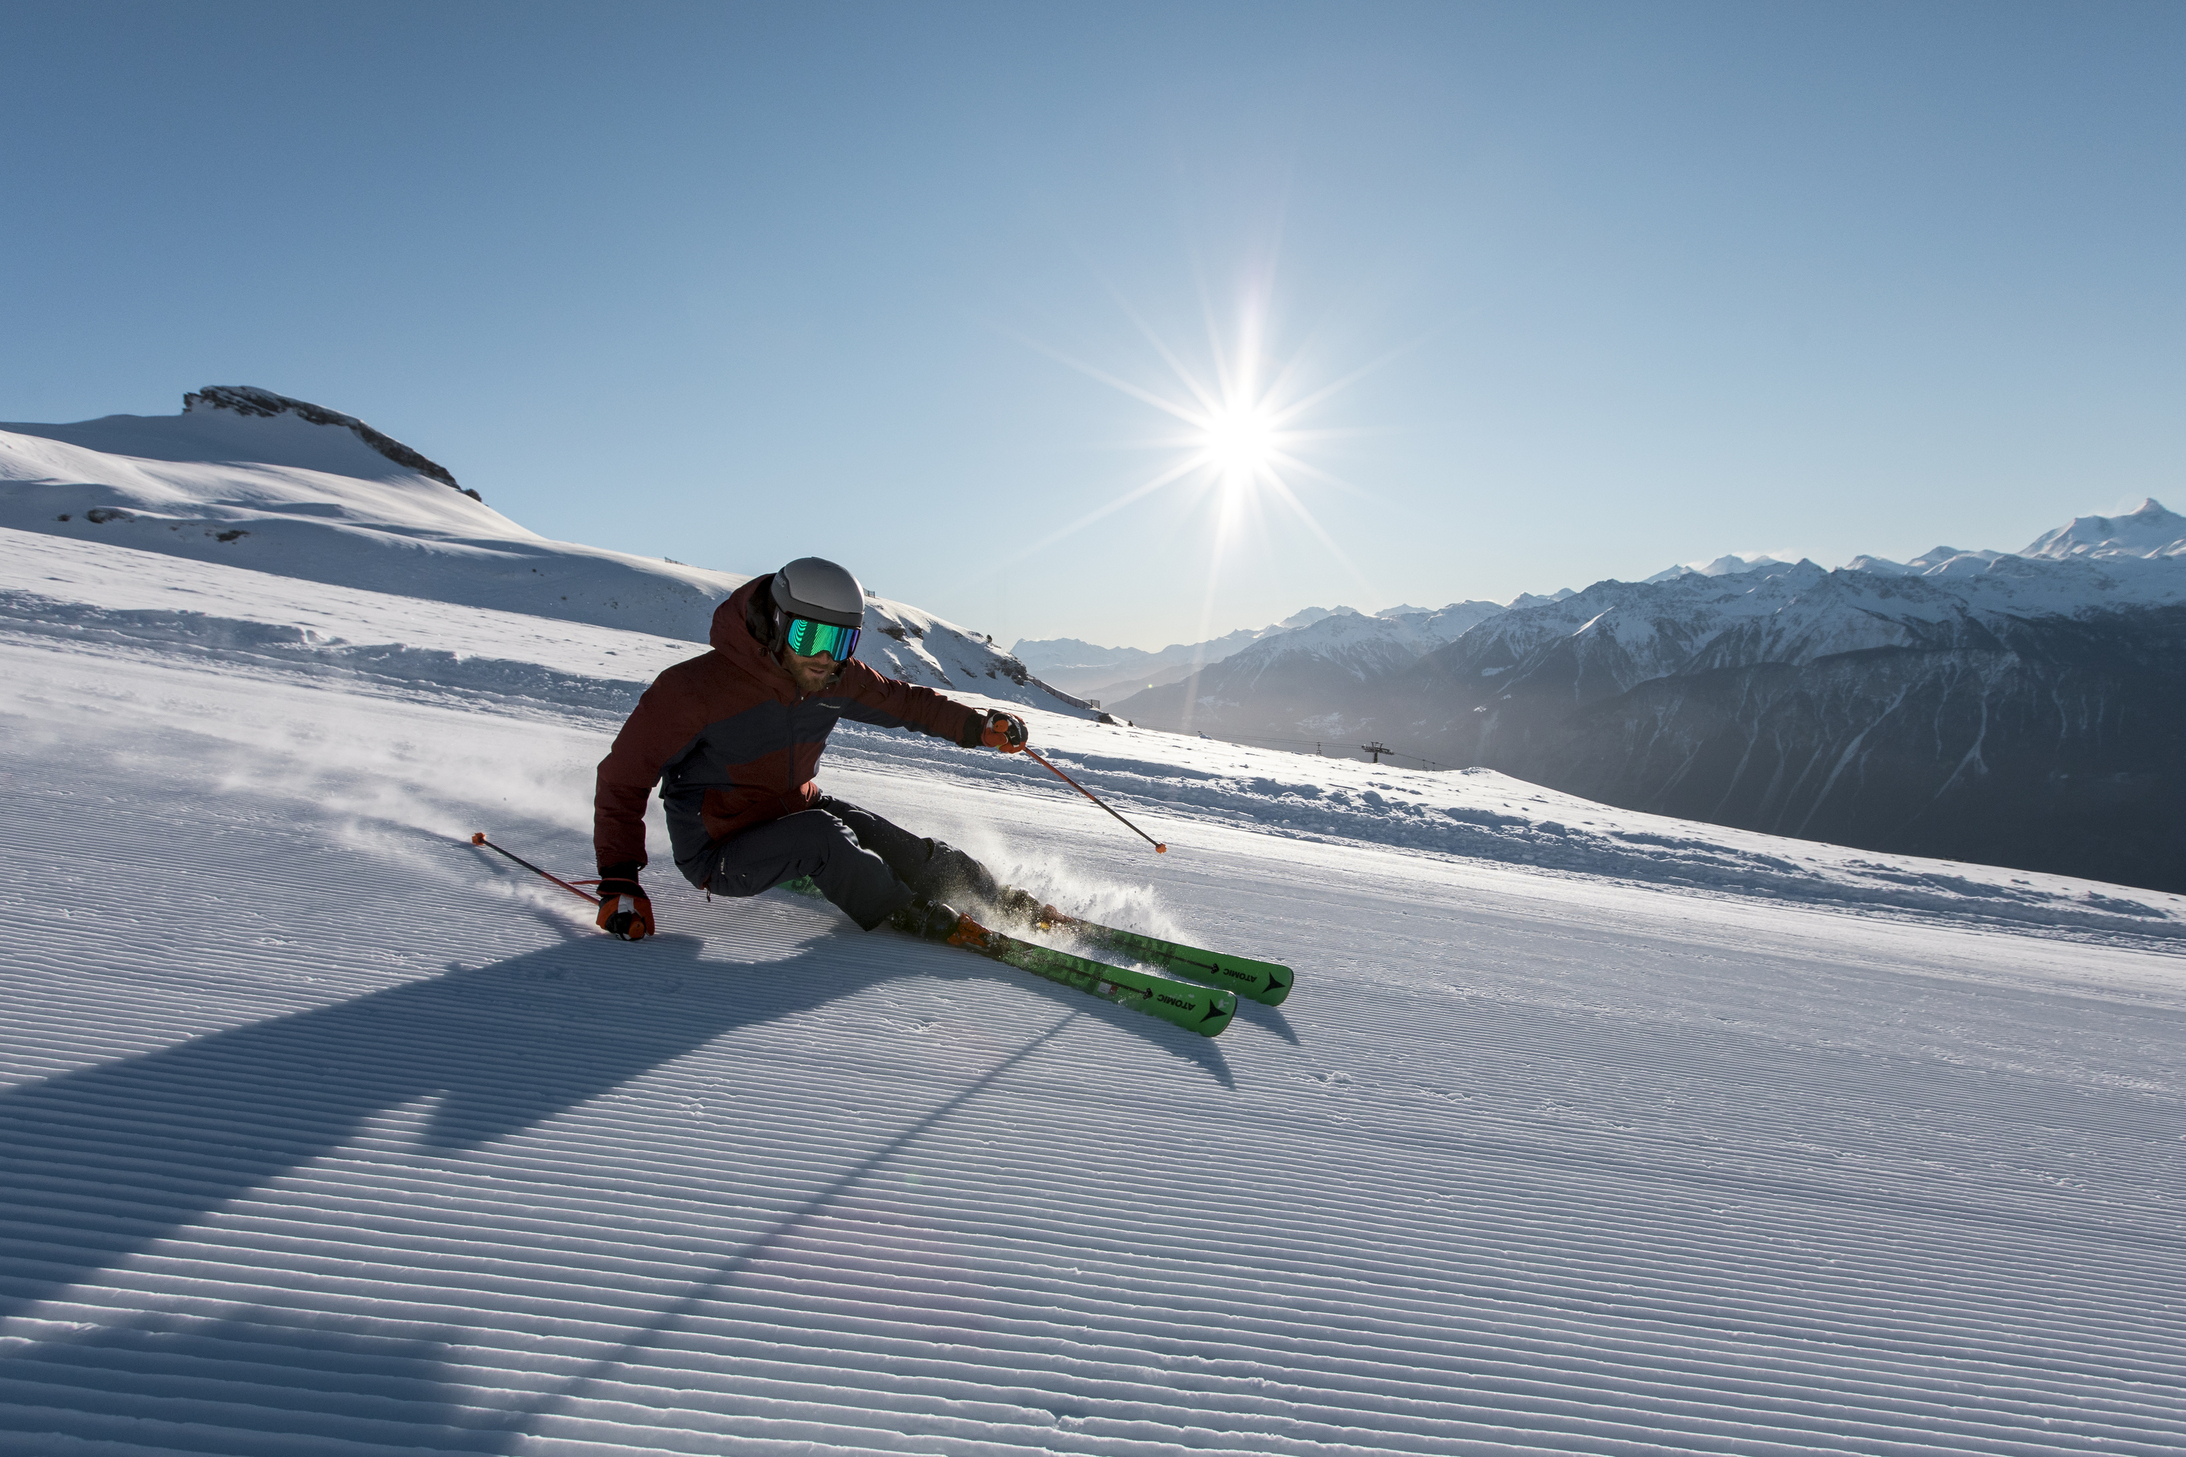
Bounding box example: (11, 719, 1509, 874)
(1259, 965, 1295, 1007)
(468, 832, 487, 845)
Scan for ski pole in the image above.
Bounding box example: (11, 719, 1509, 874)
(1022, 748, 1167, 853)
(468, 832, 602, 905)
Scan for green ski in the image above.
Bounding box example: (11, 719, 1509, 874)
(775, 875, 1253, 1032)
(999, 891, 1294, 1007)
(942, 916, 1236, 1038)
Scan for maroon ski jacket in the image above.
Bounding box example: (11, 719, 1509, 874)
(594, 575, 984, 884)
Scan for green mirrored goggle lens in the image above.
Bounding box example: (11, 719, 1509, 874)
(783, 615, 860, 660)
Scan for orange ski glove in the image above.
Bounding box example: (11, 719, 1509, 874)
(979, 710, 1030, 753)
(595, 874, 655, 941)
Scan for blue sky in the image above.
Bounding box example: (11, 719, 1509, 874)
(6, 2, 2182, 649)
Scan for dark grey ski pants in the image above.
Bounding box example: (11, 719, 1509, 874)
(703, 796, 1000, 930)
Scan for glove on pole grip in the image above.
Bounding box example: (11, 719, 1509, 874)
(467, 834, 657, 941)
(980, 710, 1030, 752)
(595, 881, 655, 941)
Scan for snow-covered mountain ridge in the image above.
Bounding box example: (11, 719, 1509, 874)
(1430, 515, 2186, 701)
(1209, 599, 1507, 679)
(1034, 502, 2186, 729)
(1114, 600, 1510, 742)
(181, 384, 476, 495)
(1010, 605, 1349, 698)
(1646, 550, 1801, 583)
(1117, 498, 2186, 891)
(1021, 602, 1512, 706)
(0, 389, 1088, 714)
(1121, 519, 2186, 749)
(1399, 497, 2186, 740)
(1389, 518, 2186, 890)
(10, 385, 477, 496)
(2014, 496, 2186, 561)
(1642, 497, 2184, 583)
(1303, 499, 2186, 696)
(1117, 500, 2182, 731)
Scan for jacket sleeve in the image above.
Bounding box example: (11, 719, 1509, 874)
(594, 669, 713, 874)
(832, 662, 984, 745)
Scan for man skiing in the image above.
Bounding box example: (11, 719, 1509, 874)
(590, 556, 1031, 943)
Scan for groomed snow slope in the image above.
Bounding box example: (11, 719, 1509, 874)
(4, 529, 2184, 1456)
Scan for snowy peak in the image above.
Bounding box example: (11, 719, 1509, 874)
(1842, 545, 2009, 577)
(1014, 606, 1363, 698)
(1645, 552, 1799, 584)
(1183, 597, 1505, 680)
(1393, 600, 1507, 634)
(2019, 497, 2186, 561)
(1374, 602, 1491, 621)
(1664, 500, 2185, 587)
(1469, 537, 2186, 696)
(1506, 587, 1578, 609)
(5, 387, 472, 499)
(183, 386, 471, 497)
(1282, 605, 1351, 628)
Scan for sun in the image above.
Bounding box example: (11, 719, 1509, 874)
(1008, 276, 1386, 730)
(1009, 271, 1386, 696)
(1006, 285, 1378, 578)
(1197, 397, 1282, 488)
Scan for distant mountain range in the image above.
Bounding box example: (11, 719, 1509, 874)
(1105, 601, 1506, 750)
(1112, 500, 2186, 892)
(1012, 606, 1346, 700)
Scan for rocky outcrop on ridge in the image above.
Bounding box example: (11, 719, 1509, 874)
(184, 386, 477, 500)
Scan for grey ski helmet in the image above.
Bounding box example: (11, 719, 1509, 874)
(770, 557, 866, 629)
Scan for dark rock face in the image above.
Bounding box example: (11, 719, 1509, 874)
(183, 386, 478, 501)
(1394, 605, 2186, 893)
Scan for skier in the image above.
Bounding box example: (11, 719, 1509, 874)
(590, 556, 1031, 943)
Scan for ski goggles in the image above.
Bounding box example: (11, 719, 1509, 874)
(781, 613, 861, 661)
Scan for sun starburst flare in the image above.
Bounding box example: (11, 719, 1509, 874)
(1010, 281, 1388, 729)
(1011, 291, 1371, 583)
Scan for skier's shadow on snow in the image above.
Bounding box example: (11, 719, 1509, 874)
(0, 917, 1228, 1327)
(0, 915, 1230, 1449)
(0, 1305, 516, 1452)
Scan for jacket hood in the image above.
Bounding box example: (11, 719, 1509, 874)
(711, 576, 780, 672)
(709, 574, 846, 694)
(712, 575, 764, 647)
